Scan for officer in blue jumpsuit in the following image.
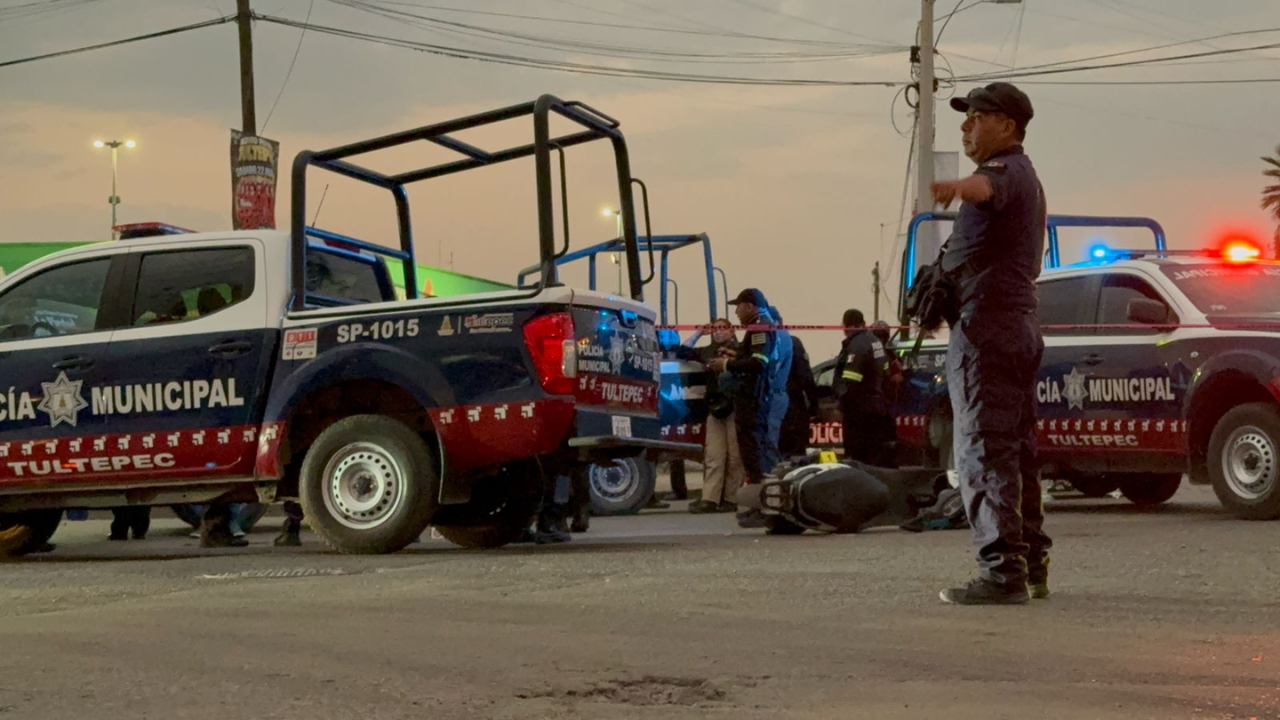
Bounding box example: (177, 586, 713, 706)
(708, 289, 792, 528)
(930, 82, 1052, 605)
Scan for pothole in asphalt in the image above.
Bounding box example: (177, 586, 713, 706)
(519, 676, 727, 706)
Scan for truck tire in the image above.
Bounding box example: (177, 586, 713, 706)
(299, 415, 437, 554)
(0, 510, 62, 557)
(433, 498, 538, 549)
(1208, 403, 1280, 520)
(587, 457, 656, 516)
(1069, 476, 1120, 498)
(432, 461, 541, 549)
(1117, 473, 1182, 506)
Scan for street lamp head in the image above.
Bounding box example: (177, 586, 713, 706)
(124, 140, 136, 149)
(93, 140, 105, 148)
(601, 208, 615, 217)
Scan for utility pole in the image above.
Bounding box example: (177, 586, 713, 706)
(914, 0, 935, 217)
(237, 0, 257, 135)
(872, 262, 881, 322)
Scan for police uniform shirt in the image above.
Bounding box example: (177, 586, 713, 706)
(833, 330, 885, 407)
(941, 144, 1047, 316)
(727, 316, 778, 384)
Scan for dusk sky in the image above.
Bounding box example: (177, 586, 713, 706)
(2, 0, 1277, 358)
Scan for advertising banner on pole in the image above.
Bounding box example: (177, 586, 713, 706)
(230, 130, 279, 230)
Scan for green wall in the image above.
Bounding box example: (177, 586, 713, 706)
(0, 242, 512, 297)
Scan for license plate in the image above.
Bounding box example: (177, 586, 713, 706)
(612, 415, 633, 438)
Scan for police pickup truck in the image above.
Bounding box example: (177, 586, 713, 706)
(895, 241, 1280, 520)
(0, 96, 691, 555)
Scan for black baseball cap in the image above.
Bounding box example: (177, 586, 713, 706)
(950, 82, 1034, 131)
(728, 288, 768, 307)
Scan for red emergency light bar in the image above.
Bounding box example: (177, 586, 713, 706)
(113, 222, 196, 239)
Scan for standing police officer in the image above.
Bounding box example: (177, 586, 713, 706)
(931, 82, 1052, 605)
(833, 309, 894, 467)
(707, 289, 792, 528)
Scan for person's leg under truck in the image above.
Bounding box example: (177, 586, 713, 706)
(947, 313, 1042, 586)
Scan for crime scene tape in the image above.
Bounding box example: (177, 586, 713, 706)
(657, 322, 1280, 332)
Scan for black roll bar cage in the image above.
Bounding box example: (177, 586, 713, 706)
(289, 94, 644, 310)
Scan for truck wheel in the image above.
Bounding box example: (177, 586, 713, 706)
(587, 457, 656, 516)
(299, 415, 437, 554)
(433, 463, 541, 549)
(1069, 476, 1120, 498)
(1208, 403, 1280, 520)
(1117, 473, 1182, 506)
(0, 510, 62, 557)
(433, 497, 538, 549)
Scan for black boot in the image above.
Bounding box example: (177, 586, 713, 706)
(109, 508, 130, 541)
(274, 501, 303, 547)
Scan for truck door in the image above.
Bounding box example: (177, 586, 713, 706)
(1033, 274, 1100, 466)
(99, 242, 274, 481)
(0, 255, 125, 486)
(1083, 272, 1184, 461)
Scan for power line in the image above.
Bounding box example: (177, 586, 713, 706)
(982, 27, 1280, 78)
(960, 37, 1280, 82)
(255, 13, 903, 86)
(1014, 77, 1280, 86)
(720, 0, 898, 46)
(261, 0, 313, 132)
(364, 0, 877, 48)
(333, 0, 896, 65)
(0, 15, 234, 69)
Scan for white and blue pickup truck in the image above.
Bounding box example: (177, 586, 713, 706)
(0, 95, 694, 555)
(894, 239, 1280, 520)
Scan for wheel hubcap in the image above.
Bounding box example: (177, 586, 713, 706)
(322, 442, 406, 530)
(589, 460, 638, 502)
(1223, 426, 1277, 501)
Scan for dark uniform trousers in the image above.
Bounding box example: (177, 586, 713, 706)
(734, 394, 767, 483)
(947, 311, 1052, 586)
(840, 399, 895, 468)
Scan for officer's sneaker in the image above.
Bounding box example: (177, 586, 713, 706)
(1029, 581, 1050, 600)
(940, 577, 1030, 605)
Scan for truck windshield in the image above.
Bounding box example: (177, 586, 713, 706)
(1162, 264, 1280, 314)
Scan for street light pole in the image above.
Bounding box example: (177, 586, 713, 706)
(93, 139, 135, 241)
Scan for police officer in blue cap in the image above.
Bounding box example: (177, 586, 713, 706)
(708, 288, 792, 528)
(930, 82, 1052, 605)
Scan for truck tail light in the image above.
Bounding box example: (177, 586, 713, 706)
(523, 312, 577, 395)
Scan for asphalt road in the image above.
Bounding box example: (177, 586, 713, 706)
(1, 480, 1277, 720)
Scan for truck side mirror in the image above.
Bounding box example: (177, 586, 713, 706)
(1127, 298, 1170, 326)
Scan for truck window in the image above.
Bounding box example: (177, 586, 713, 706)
(1097, 274, 1177, 333)
(131, 248, 255, 326)
(0, 258, 112, 340)
(306, 250, 391, 305)
(1037, 277, 1093, 336)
